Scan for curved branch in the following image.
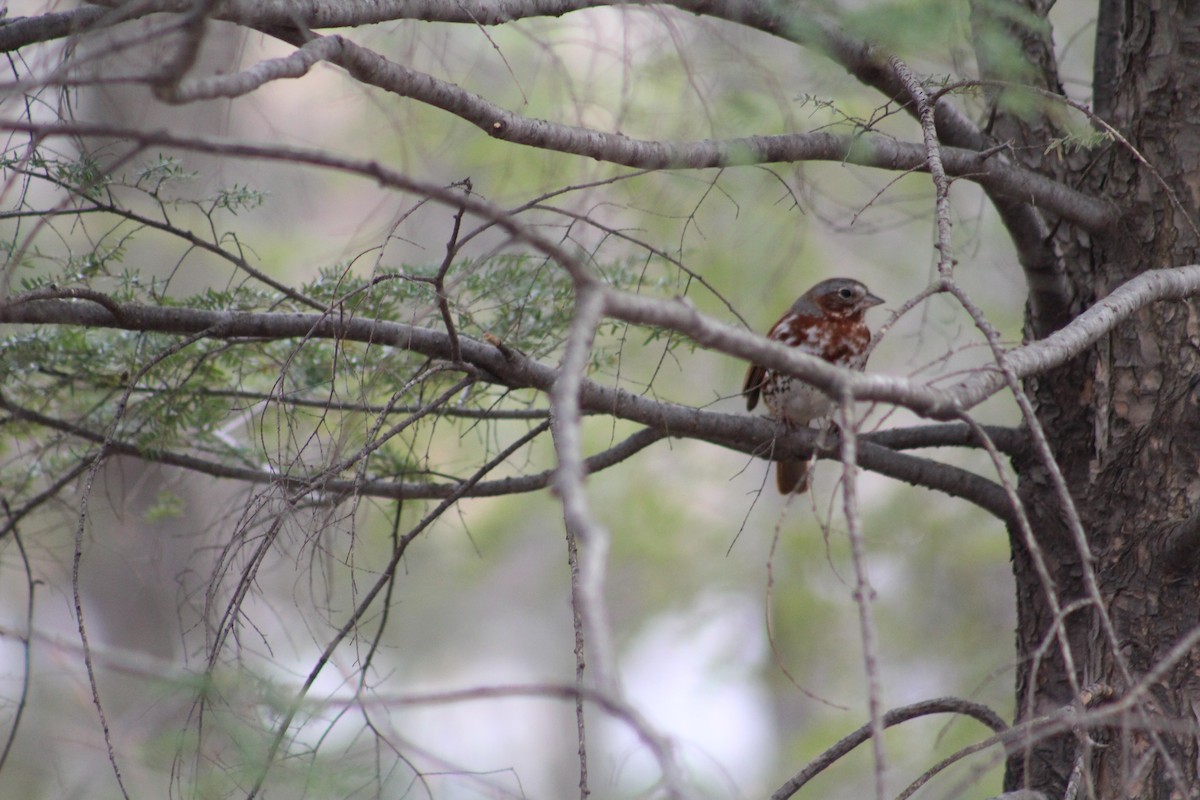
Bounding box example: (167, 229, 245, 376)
(771, 696, 1009, 800)
(1, 14, 1114, 232)
(158, 31, 1114, 231)
(597, 265, 1200, 418)
(993, 196, 1075, 338)
(11, 397, 1015, 520)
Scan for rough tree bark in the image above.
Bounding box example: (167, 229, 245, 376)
(1006, 0, 1200, 795)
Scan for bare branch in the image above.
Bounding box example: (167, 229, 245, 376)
(889, 56, 954, 277)
(0, 6, 110, 51)
(6, 262, 1199, 515)
(836, 393, 887, 800)
(5, 264, 1195, 424)
(0, 394, 665, 501)
(771, 696, 1008, 800)
(280, 33, 1119, 229)
(160, 23, 338, 102)
(0, 56, 1114, 232)
(243, 419, 553, 799)
(597, 265, 1200, 417)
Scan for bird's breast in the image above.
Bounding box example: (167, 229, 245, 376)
(763, 375, 833, 426)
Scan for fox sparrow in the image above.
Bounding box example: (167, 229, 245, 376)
(742, 277, 884, 493)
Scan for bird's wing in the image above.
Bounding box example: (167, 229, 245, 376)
(742, 362, 765, 411)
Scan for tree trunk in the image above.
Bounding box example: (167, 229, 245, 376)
(1009, 0, 1200, 794)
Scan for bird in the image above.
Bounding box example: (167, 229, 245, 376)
(742, 277, 885, 493)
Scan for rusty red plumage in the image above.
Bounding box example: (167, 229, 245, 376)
(742, 277, 884, 493)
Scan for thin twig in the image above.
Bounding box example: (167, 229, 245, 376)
(0, 113, 1115, 232)
(552, 287, 626, 797)
(0, 501, 36, 774)
(890, 56, 955, 277)
(71, 321, 231, 800)
(837, 391, 887, 800)
(433, 179, 472, 363)
(244, 420, 553, 799)
(771, 696, 1008, 800)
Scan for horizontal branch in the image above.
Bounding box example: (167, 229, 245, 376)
(2, 379, 1012, 518)
(0, 9, 1114, 232)
(13, 269, 1195, 516)
(0, 293, 1019, 517)
(0, 6, 111, 52)
(9, 266, 1199, 427)
(193, 33, 1117, 230)
(0, 395, 667, 500)
(597, 265, 1200, 418)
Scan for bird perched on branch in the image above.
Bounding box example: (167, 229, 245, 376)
(742, 277, 885, 493)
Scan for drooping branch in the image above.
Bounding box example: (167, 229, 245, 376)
(771, 696, 1009, 800)
(241, 418, 556, 800)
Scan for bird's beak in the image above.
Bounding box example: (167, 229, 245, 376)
(865, 291, 885, 308)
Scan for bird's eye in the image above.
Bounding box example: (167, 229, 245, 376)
(839, 288, 855, 300)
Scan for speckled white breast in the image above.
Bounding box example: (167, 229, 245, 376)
(763, 374, 833, 427)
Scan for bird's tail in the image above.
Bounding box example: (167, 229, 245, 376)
(776, 459, 810, 494)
